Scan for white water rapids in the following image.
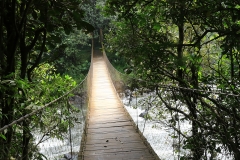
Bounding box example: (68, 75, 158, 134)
(35, 95, 232, 160)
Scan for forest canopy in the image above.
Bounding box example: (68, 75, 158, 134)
(2, 0, 240, 159)
(104, 0, 240, 159)
(0, 0, 95, 159)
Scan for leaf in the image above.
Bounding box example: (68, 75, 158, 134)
(72, 11, 84, 22)
(64, 75, 71, 80)
(64, 24, 72, 35)
(32, 10, 38, 20)
(47, 23, 55, 32)
(182, 143, 193, 149)
(235, 5, 240, 9)
(153, 24, 161, 31)
(51, 34, 62, 43)
(78, 21, 95, 33)
(0, 134, 6, 140)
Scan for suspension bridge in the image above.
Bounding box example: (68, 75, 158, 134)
(0, 35, 159, 160)
(1, 32, 237, 160)
(78, 49, 158, 160)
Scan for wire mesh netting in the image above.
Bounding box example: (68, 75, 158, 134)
(0, 38, 94, 160)
(100, 29, 238, 159)
(0, 79, 89, 160)
(122, 89, 234, 160)
(34, 80, 88, 160)
(105, 63, 236, 159)
(32, 38, 95, 160)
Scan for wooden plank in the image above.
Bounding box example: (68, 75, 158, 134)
(86, 136, 143, 144)
(84, 148, 151, 156)
(83, 151, 154, 160)
(88, 119, 129, 124)
(85, 142, 148, 151)
(84, 146, 148, 153)
(87, 125, 135, 132)
(88, 121, 132, 128)
(88, 113, 126, 118)
(80, 51, 156, 160)
(85, 132, 139, 139)
(88, 119, 130, 125)
(88, 110, 125, 113)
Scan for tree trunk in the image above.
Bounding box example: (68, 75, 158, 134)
(190, 64, 202, 159)
(1, 1, 20, 158)
(177, 24, 184, 81)
(22, 120, 31, 160)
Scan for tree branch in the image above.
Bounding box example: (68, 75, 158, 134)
(26, 27, 45, 53)
(18, 0, 33, 34)
(122, 0, 140, 18)
(27, 28, 46, 81)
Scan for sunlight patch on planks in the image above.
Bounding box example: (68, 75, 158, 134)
(79, 50, 156, 160)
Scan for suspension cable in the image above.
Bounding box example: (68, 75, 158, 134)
(0, 78, 87, 133)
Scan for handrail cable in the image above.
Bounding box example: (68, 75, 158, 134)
(0, 74, 87, 133)
(0, 36, 94, 133)
(99, 29, 240, 98)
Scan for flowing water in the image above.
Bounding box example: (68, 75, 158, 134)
(36, 94, 232, 160)
(34, 102, 87, 160)
(122, 94, 232, 160)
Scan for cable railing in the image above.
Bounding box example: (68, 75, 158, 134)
(78, 35, 94, 160)
(100, 30, 131, 96)
(0, 38, 94, 160)
(101, 50, 238, 159)
(6, 29, 239, 160)
(99, 29, 240, 160)
(0, 72, 88, 160)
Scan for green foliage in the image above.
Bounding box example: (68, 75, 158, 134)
(106, 51, 129, 72)
(82, 0, 113, 31)
(0, 0, 94, 159)
(46, 29, 92, 80)
(30, 63, 77, 104)
(0, 134, 6, 140)
(0, 63, 78, 159)
(104, 0, 240, 159)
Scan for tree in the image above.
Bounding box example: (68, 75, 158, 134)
(0, 0, 93, 159)
(47, 29, 92, 80)
(104, 0, 240, 159)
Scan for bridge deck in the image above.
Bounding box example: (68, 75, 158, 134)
(80, 50, 156, 160)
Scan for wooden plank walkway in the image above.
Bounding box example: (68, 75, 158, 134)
(80, 50, 156, 160)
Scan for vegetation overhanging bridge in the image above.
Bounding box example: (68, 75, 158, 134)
(78, 35, 159, 159)
(0, 33, 159, 160)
